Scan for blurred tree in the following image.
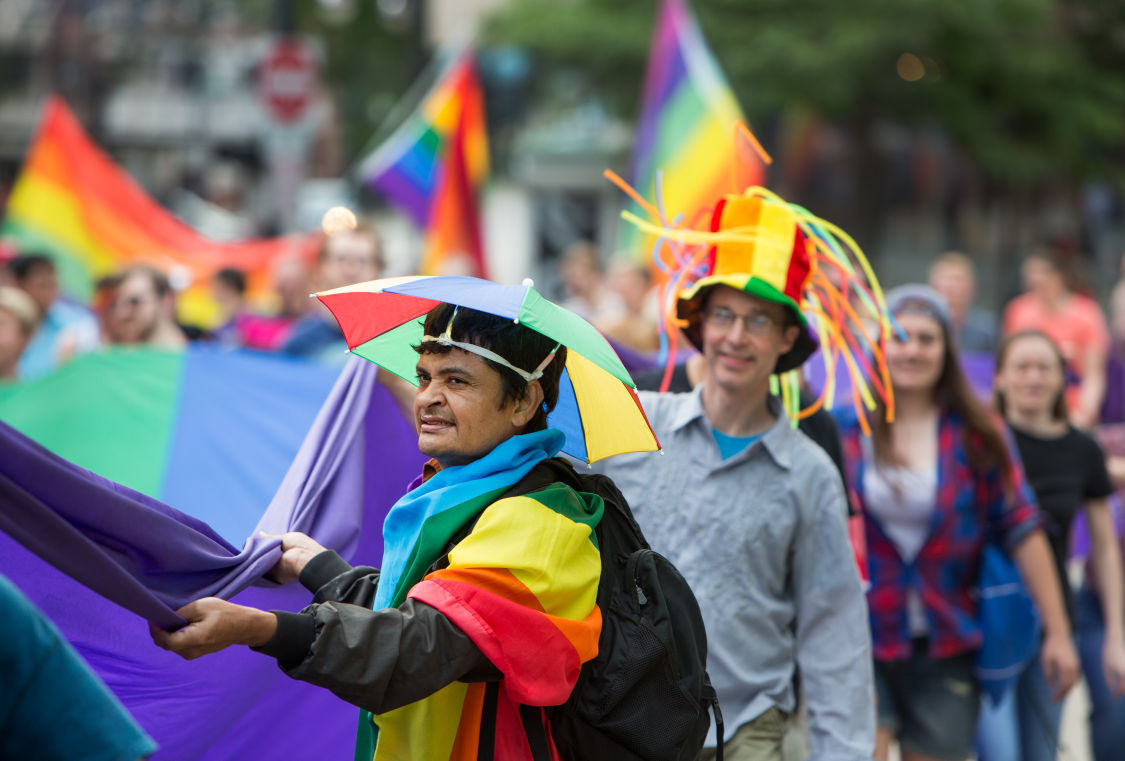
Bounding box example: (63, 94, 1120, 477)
(486, 0, 1125, 250)
(297, 0, 418, 165)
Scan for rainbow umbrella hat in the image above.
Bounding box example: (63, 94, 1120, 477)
(315, 275, 660, 463)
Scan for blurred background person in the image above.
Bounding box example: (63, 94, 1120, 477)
(282, 221, 382, 361)
(7, 253, 99, 379)
(558, 240, 621, 325)
(235, 255, 313, 352)
(106, 265, 187, 349)
(977, 330, 1125, 761)
(597, 257, 659, 352)
(1003, 246, 1108, 429)
(836, 285, 1077, 761)
(928, 251, 997, 354)
(0, 285, 38, 381)
(210, 266, 248, 346)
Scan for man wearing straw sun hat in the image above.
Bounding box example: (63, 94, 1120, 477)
(595, 188, 880, 761)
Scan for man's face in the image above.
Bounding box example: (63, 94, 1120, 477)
(19, 264, 58, 316)
(318, 232, 381, 291)
(413, 348, 528, 467)
(700, 285, 798, 396)
(110, 273, 164, 344)
(929, 263, 972, 318)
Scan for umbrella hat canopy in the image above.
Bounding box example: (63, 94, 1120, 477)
(316, 275, 659, 463)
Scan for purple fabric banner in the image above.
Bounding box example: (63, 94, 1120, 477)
(1, 358, 427, 761)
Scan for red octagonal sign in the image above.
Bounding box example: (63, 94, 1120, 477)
(260, 38, 317, 124)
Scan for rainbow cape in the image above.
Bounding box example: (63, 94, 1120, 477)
(620, 0, 765, 259)
(361, 436, 603, 761)
(358, 52, 489, 277)
(1, 96, 318, 328)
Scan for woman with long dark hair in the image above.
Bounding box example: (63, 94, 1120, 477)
(976, 330, 1125, 761)
(836, 286, 1078, 761)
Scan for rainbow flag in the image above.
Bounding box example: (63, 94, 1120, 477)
(0, 347, 427, 761)
(621, 0, 764, 258)
(358, 52, 489, 277)
(1, 96, 318, 328)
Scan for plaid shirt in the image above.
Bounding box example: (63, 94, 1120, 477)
(836, 407, 1040, 661)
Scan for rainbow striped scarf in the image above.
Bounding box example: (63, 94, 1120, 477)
(357, 429, 604, 761)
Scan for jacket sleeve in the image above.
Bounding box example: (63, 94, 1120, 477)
(253, 551, 500, 714)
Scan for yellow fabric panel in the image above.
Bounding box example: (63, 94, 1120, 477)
(751, 200, 797, 291)
(373, 681, 466, 761)
(659, 116, 735, 226)
(448, 494, 600, 622)
(566, 350, 659, 462)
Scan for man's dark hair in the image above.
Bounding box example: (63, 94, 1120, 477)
(215, 267, 247, 294)
(119, 264, 172, 298)
(7, 254, 55, 283)
(415, 303, 567, 433)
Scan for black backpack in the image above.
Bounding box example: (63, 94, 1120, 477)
(500, 458, 724, 761)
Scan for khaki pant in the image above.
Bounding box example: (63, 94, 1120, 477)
(699, 707, 808, 761)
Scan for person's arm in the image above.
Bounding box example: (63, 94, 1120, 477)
(1011, 530, 1080, 699)
(1087, 498, 1125, 697)
(1073, 343, 1107, 429)
(792, 465, 876, 761)
(151, 595, 498, 713)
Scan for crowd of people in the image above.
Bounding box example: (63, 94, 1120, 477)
(7, 202, 1125, 761)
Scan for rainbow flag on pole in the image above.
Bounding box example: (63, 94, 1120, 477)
(620, 0, 764, 258)
(1, 96, 318, 328)
(357, 52, 489, 277)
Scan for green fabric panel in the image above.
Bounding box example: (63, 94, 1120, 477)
(518, 288, 634, 387)
(741, 276, 808, 327)
(0, 348, 183, 498)
(352, 320, 425, 387)
(523, 482, 604, 548)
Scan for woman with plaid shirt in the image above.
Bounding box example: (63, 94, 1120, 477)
(836, 285, 1078, 761)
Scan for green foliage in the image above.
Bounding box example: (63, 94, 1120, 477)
(485, 0, 1125, 185)
(297, 2, 418, 164)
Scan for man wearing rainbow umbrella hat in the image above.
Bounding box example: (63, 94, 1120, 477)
(154, 287, 663, 760)
(595, 185, 882, 761)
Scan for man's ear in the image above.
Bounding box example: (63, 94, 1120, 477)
(512, 380, 545, 428)
(780, 324, 800, 354)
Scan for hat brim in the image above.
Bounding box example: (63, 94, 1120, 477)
(676, 277, 817, 374)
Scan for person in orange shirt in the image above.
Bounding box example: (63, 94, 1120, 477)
(1002, 248, 1109, 428)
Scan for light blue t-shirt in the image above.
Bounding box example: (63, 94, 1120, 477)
(712, 429, 762, 460)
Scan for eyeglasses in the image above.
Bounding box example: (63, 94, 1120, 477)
(703, 307, 778, 335)
(111, 295, 151, 311)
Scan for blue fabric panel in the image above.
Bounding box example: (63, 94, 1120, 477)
(386, 276, 528, 320)
(548, 367, 587, 462)
(161, 346, 338, 546)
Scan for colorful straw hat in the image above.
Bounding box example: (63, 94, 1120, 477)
(675, 193, 817, 373)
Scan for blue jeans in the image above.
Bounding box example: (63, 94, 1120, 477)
(1076, 584, 1125, 761)
(974, 648, 1063, 761)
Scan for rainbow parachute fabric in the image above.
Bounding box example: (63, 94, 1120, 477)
(608, 151, 897, 434)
